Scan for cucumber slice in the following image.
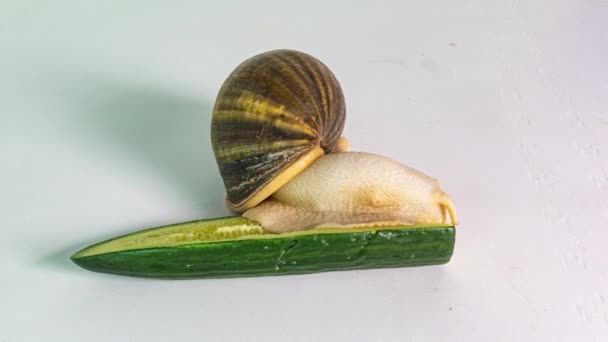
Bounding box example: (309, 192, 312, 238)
(71, 216, 455, 279)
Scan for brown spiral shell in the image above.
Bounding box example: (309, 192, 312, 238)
(211, 49, 346, 212)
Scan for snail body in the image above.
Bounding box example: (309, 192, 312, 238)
(212, 49, 457, 233)
(244, 151, 457, 233)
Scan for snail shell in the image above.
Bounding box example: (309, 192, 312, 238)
(211, 49, 346, 212)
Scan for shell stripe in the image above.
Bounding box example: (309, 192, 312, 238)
(215, 90, 317, 138)
(259, 60, 319, 128)
(214, 139, 312, 160)
(272, 53, 325, 126)
(233, 63, 315, 132)
(291, 52, 331, 135)
(219, 145, 313, 203)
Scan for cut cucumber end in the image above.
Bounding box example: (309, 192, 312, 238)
(71, 216, 455, 279)
(71, 216, 264, 259)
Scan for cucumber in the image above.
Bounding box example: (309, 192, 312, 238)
(71, 216, 455, 279)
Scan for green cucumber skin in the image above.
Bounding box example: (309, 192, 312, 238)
(72, 227, 455, 279)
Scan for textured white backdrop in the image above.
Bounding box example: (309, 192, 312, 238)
(1, 1, 607, 341)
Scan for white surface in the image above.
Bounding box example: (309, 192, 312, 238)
(1, 1, 607, 341)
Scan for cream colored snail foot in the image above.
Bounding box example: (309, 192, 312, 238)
(243, 152, 458, 233)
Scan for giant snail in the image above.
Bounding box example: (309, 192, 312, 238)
(212, 49, 458, 233)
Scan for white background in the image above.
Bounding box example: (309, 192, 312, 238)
(1, 1, 607, 341)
